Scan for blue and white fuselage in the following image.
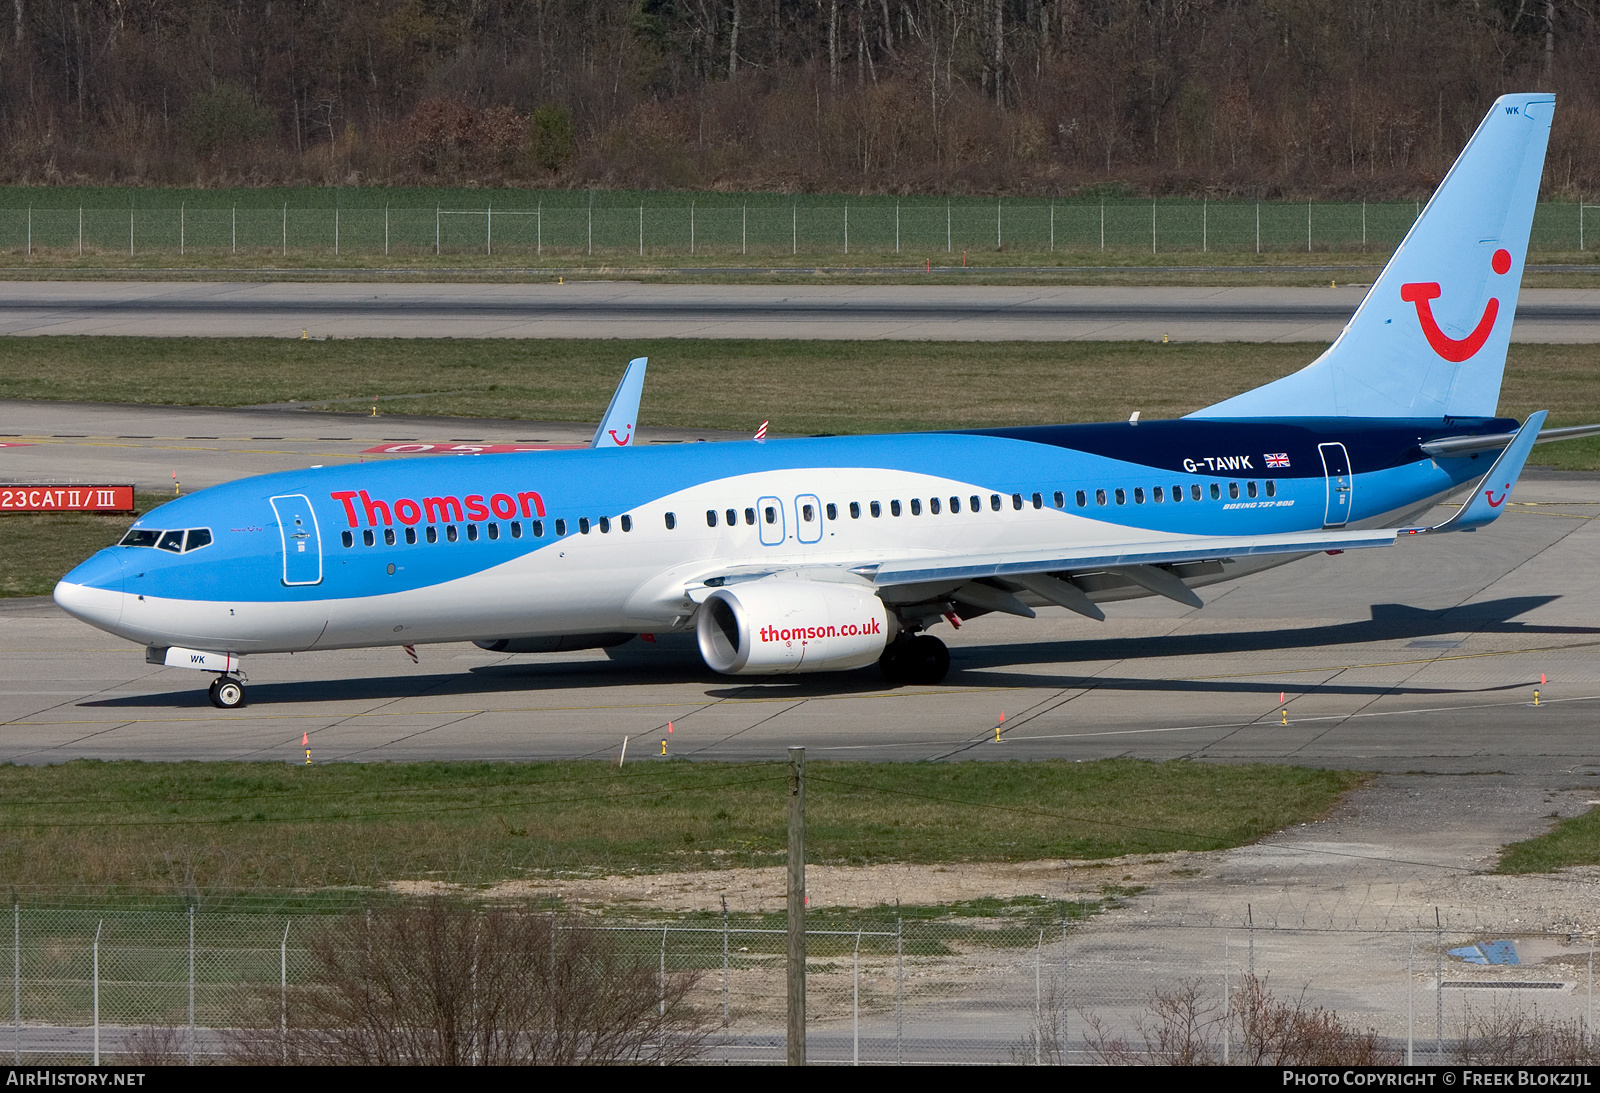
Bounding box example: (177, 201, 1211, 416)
(51, 93, 1589, 706)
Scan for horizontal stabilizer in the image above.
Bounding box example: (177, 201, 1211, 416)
(1411, 411, 1547, 533)
(1420, 420, 1600, 458)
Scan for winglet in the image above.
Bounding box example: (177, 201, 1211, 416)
(591, 357, 648, 449)
(1411, 410, 1547, 534)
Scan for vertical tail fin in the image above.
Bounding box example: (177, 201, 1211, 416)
(1190, 94, 1554, 420)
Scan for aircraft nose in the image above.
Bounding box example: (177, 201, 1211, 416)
(54, 549, 125, 629)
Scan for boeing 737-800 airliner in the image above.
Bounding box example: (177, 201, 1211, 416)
(54, 93, 1598, 708)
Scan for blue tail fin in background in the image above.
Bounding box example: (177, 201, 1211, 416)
(591, 357, 648, 448)
(1190, 94, 1554, 420)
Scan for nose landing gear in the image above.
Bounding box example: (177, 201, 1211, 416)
(208, 675, 247, 709)
(878, 634, 950, 685)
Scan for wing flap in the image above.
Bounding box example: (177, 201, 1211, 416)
(871, 527, 1399, 588)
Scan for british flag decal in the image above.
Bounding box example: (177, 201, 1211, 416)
(1264, 453, 1291, 468)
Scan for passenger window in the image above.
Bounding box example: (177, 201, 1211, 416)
(764, 505, 777, 524)
(1032, 493, 1042, 509)
(929, 497, 941, 515)
(1095, 489, 1107, 506)
(970, 495, 980, 512)
(1247, 481, 1258, 498)
(825, 503, 836, 520)
(406, 527, 418, 544)
(487, 523, 499, 541)
(599, 517, 611, 533)
(1133, 488, 1144, 505)
(990, 494, 1001, 511)
(341, 530, 353, 548)
(363, 529, 375, 546)
(158, 530, 184, 552)
(706, 510, 718, 528)
(663, 513, 675, 530)
(554, 519, 567, 536)
(1011, 493, 1023, 510)
(802, 504, 815, 521)
(579, 518, 591, 534)
(1053, 491, 1064, 508)
(909, 499, 920, 516)
(744, 508, 755, 525)
(950, 496, 961, 513)
(621, 515, 633, 531)
(1191, 484, 1201, 501)
(1153, 487, 1164, 503)
(384, 528, 397, 545)
(446, 525, 459, 542)
(1115, 489, 1126, 505)
(870, 501, 881, 517)
(1228, 483, 1240, 499)
(1076, 491, 1087, 507)
(1209, 484, 1221, 500)
(530, 520, 543, 537)
(1265, 481, 1277, 498)
(850, 502, 861, 519)
(426, 526, 438, 544)
(724, 509, 735, 526)
(890, 500, 902, 516)
(466, 524, 479, 542)
(1171, 485, 1183, 503)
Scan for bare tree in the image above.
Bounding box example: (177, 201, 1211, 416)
(228, 903, 709, 1066)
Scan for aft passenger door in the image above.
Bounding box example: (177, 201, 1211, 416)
(1318, 443, 1353, 529)
(269, 494, 324, 585)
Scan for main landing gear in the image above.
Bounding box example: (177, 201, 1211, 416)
(879, 634, 950, 685)
(208, 675, 247, 709)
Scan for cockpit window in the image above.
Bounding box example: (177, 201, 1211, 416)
(120, 527, 214, 553)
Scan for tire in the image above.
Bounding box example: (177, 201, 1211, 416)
(210, 677, 246, 709)
(877, 641, 906, 683)
(904, 635, 950, 685)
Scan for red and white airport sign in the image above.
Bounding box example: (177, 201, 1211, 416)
(0, 485, 135, 513)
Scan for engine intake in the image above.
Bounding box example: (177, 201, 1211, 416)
(696, 578, 893, 675)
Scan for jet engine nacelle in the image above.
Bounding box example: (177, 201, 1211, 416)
(696, 578, 894, 675)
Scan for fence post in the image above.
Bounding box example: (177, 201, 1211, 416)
(25, 206, 29, 256)
(742, 205, 747, 256)
(334, 206, 339, 257)
(1362, 200, 1367, 250)
(435, 205, 440, 256)
(1202, 197, 1207, 253)
(1060, 920, 1069, 1066)
(1435, 908, 1443, 1062)
(488, 203, 493, 257)
(587, 191, 592, 257)
(281, 921, 289, 1064)
(895, 912, 903, 1066)
(1034, 927, 1043, 1065)
(720, 895, 729, 1027)
(842, 204, 847, 256)
(1581, 200, 1586, 251)
(690, 199, 695, 256)
(1256, 202, 1260, 254)
(92, 921, 101, 1067)
(852, 931, 861, 1066)
(231, 206, 236, 256)
(537, 201, 542, 257)
(1307, 198, 1311, 253)
(283, 204, 288, 257)
(385, 205, 389, 257)
(1220, 939, 1228, 1065)
(946, 200, 951, 253)
(1151, 198, 1156, 254)
(79, 207, 83, 256)
(791, 202, 796, 256)
(180, 202, 185, 256)
(658, 925, 667, 1018)
(786, 746, 806, 1066)
(1049, 201, 1054, 253)
(130, 209, 134, 257)
(637, 204, 642, 258)
(188, 905, 195, 1066)
(996, 197, 1001, 249)
(1100, 201, 1104, 251)
(1407, 932, 1415, 1066)
(12, 903, 18, 1064)
(895, 201, 900, 254)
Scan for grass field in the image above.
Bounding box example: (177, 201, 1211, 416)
(0, 337, 1596, 464)
(0, 185, 1596, 266)
(0, 759, 1366, 898)
(1495, 805, 1600, 874)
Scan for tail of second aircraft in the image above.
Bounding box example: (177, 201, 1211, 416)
(1190, 93, 1555, 421)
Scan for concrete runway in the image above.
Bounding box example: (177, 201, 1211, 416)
(4, 281, 1600, 341)
(2, 403, 1597, 774)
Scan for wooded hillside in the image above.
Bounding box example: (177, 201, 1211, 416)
(6, 0, 1595, 196)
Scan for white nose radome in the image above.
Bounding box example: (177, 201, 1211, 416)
(53, 580, 126, 633)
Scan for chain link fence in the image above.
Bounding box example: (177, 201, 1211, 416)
(3, 198, 1600, 259)
(7, 904, 1596, 1065)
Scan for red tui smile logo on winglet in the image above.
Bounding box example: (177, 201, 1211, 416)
(1400, 248, 1512, 362)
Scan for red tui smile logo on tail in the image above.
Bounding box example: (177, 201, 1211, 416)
(1400, 248, 1512, 362)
